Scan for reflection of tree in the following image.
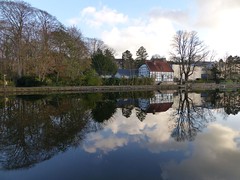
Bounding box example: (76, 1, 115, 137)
(135, 107, 147, 122)
(122, 105, 134, 118)
(0, 94, 94, 170)
(204, 91, 240, 115)
(91, 100, 117, 123)
(171, 91, 215, 142)
(222, 92, 240, 115)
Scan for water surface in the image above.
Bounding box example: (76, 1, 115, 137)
(0, 90, 239, 180)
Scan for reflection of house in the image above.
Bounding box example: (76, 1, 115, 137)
(116, 98, 137, 107)
(138, 59, 174, 83)
(146, 103, 173, 114)
(115, 69, 138, 78)
(138, 92, 174, 114)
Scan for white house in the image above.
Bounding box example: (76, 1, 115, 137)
(138, 59, 174, 84)
(171, 61, 215, 81)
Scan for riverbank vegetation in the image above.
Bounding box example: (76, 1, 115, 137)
(0, 1, 239, 88)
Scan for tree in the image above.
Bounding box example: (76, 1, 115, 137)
(151, 54, 165, 60)
(91, 48, 117, 76)
(0, 1, 33, 77)
(210, 64, 221, 83)
(170, 30, 209, 84)
(122, 50, 134, 69)
(225, 55, 240, 80)
(136, 46, 148, 68)
(31, 9, 61, 81)
(85, 38, 106, 55)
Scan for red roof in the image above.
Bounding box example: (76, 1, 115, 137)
(146, 60, 173, 72)
(147, 102, 173, 114)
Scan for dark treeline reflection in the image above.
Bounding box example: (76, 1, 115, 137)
(0, 90, 239, 170)
(0, 94, 92, 170)
(0, 91, 153, 170)
(171, 90, 240, 142)
(204, 90, 240, 115)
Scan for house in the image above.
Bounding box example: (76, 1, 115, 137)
(171, 61, 215, 81)
(115, 69, 138, 78)
(138, 59, 174, 83)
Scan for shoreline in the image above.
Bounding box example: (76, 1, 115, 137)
(0, 85, 176, 95)
(0, 83, 239, 95)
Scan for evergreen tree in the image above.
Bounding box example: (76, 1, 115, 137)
(136, 46, 148, 68)
(122, 50, 134, 69)
(92, 48, 118, 76)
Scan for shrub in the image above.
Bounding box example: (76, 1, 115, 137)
(16, 76, 45, 87)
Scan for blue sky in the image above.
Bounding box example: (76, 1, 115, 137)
(23, 0, 240, 59)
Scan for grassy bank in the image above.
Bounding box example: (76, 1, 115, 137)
(0, 85, 177, 95)
(0, 83, 239, 95)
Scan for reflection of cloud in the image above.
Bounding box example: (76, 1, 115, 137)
(83, 134, 128, 153)
(82, 108, 186, 154)
(161, 123, 240, 180)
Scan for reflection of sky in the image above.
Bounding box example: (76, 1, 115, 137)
(83, 108, 187, 154)
(82, 107, 240, 180)
(1, 96, 240, 180)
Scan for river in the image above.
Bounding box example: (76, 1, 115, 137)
(0, 90, 239, 180)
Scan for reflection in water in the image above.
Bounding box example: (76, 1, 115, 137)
(0, 94, 93, 170)
(170, 90, 216, 142)
(0, 90, 239, 179)
(139, 91, 173, 114)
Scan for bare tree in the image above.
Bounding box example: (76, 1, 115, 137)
(84, 38, 106, 55)
(31, 9, 61, 81)
(0, 0, 33, 77)
(170, 30, 209, 84)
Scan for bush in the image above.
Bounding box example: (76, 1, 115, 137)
(102, 77, 154, 85)
(16, 76, 46, 87)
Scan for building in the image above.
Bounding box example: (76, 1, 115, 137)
(138, 59, 174, 84)
(171, 61, 215, 81)
(115, 69, 138, 78)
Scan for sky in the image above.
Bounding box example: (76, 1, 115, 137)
(22, 0, 240, 59)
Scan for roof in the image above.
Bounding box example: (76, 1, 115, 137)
(147, 102, 173, 114)
(115, 69, 138, 77)
(146, 60, 174, 72)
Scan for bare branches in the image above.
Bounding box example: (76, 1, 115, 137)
(0, 0, 91, 83)
(170, 30, 209, 83)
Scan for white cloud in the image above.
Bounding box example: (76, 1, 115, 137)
(68, 6, 128, 27)
(192, 0, 240, 57)
(68, 1, 240, 59)
(148, 7, 189, 27)
(195, 0, 240, 27)
(102, 17, 176, 58)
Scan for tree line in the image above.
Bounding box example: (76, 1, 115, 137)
(1, 1, 238, 87)
(0, 1, 111, 86)
(0, 1, 153, 87)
